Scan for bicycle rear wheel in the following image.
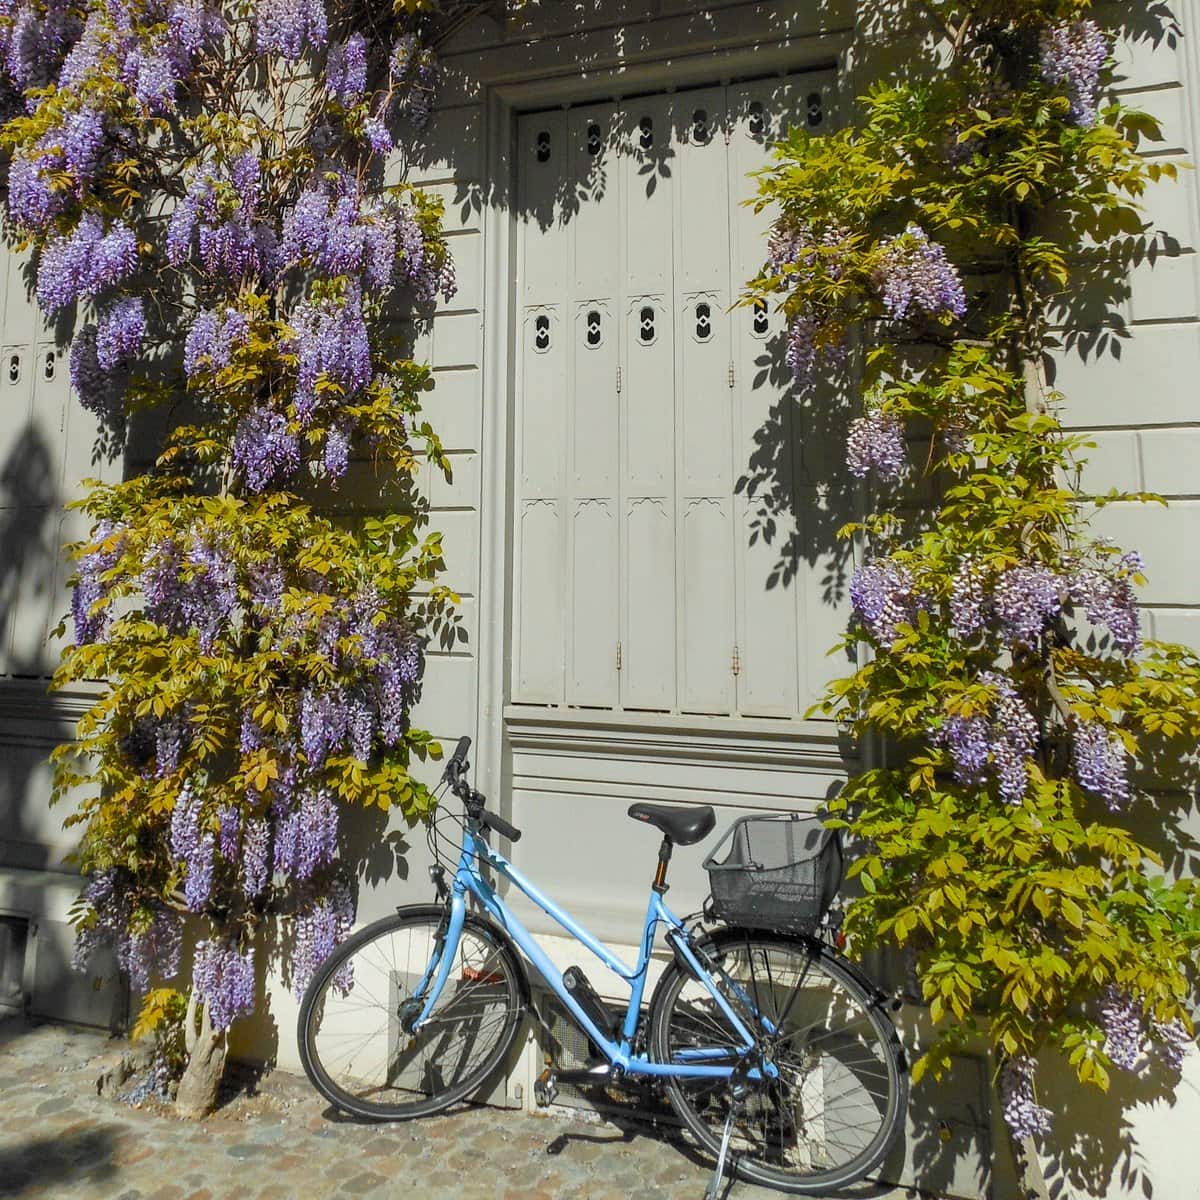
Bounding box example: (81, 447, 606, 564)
(298, 904, 527, 1120)
(648, 928, 906, 1194)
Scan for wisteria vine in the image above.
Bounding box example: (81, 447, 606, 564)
(0, 0, 458, 1091)
(750, 0, 1200, 1152)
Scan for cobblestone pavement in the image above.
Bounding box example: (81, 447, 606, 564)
(0, 1018, 869, 1200)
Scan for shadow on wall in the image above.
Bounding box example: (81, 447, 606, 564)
(0, 421, 64, 874)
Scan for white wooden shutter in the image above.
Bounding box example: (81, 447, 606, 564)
(727, 80, 804, 718)
(619, 95, 677, 711)
(511, 71, 841, 719)
(672, 89, 735, 714)
(514, 112, 569, 703)
(566, 105, 620, 707)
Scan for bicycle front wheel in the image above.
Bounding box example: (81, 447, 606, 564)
(298, 905, 527, 1120)
(648, 928, 907, 1194)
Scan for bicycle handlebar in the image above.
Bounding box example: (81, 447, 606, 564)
(479, 808, 521, 843)
(440, 734, 522, 843)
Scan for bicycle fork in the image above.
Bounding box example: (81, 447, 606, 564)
(403, 893, 467, 1034)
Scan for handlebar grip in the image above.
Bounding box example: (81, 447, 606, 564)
(481, 810, 522, 843)
(443, 735, 472, 782)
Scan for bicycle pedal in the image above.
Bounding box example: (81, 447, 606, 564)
(534, 1068, 559, 1108)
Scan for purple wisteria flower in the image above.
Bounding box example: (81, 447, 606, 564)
(73, 872, 183, 993)
(292, 878, 354, 995)
(1000, 1056, 1052, 1140)
(182, 537, 238, 653)
(1151, 1018, 1192, 1071)
(130, 48, 176, 110)
(994, 563, 1061, 645)
(1040, 20, 1108, 127)
(193, 940, 256, 1030)
(37, 213, 138, 312)
(784, 314, 817, 384)
(95, 295, 145, 370)
(72, 519, 124, 644)
(849, 559, 918, 644)
(8, 149, 63, 229)
(846, 411, 907, 481)
(873, 224, 966, 322)
(1072, 719, 1130, 810)
(395, 202, 455, 303)
(170, 784, 215, 911)
(184, 306, 250, 376)
(69, 326, 125, 427)
(247, 562, 284, 613)
(932, 672, 1038, 805)
(57, 11, 106, 89)
(299, 686, 375, 766)
(60, 105, 106, 180)
(323, 422, 351, 480)
(364, 116, 392, 157)
(154, 711, 188, 776)
(217, 805, 240, 860)
(273, 787, 339, 879)
(289, 287, 372, 422)
(166, 0, 225, 56)
(168, 165, 272, 279)
(388, 33, 439, 128)
(242, 818, 271, 898)
(950, 558, 987, 640)
(326, 33, 367, 106)
(1100, 987, 1143, 1070)
(254, 0, 328, 61)
(1068, 557, 1141, 656)
(125, 910, 182, 992)
(232, 408, 301, 492)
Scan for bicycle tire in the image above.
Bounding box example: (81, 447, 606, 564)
(647, 927, 907, 1194)
(298, 904, 527, 1121)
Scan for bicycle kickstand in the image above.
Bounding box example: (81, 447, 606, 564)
(704, 1106, 737, 1200)
(704, 1057, 754, 1200)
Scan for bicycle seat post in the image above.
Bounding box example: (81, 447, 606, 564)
(653, 835, 674, 894)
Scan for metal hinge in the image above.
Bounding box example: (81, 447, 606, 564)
(728, 361, 735, 388)
(616, 642, 623, 671)
(731, 645, 741, 676)
(616, 364, 622, 393)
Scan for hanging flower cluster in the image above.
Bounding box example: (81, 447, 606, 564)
(931, 672, 1040, 804)
(872, 225, 967, 323)
(1040, 20, 1108, 127)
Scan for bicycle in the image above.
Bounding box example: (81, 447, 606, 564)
(297, 736, 908, 1197)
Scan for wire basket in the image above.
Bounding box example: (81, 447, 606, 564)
(703, 813, 843, 934)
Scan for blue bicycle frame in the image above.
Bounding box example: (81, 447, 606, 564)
(411, 824, 777, 1082)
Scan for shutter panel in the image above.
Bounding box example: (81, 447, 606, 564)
(728, 81, 803, 717)
(620, 97, 676, 710)
(566, 106, 620, 706)
(514, 113, 569, 702)
(673, 89, 734, 713)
